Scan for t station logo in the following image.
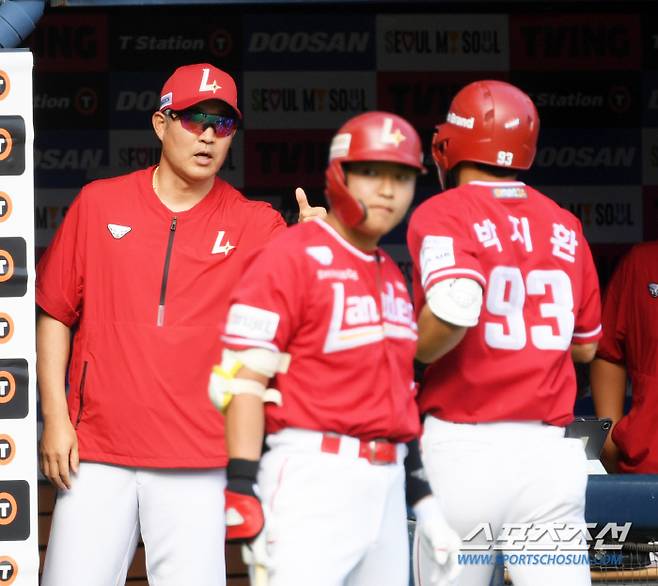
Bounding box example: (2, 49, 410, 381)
(0, 481, 30, 541)
(0, 435, 16, 466)
(0, 193, 12, 223)
(0, 314, 14, 345)
(0, 252, 21, 295)
(0, 556, 18, 585)
(0, 238, 27, 297)
(0, 70, 10, 101)
(0, 117, 25, 176)
(0, 360, 29, 419)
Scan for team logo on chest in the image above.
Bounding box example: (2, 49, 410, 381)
(323, 281, 416, 353)
(212, 230, 236, 256)
(107, 224, 131, 239)
(649, 283, 658, 298)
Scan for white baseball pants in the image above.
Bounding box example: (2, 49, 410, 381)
(417, 416, 591, 586)
(41, 462, 227, 586)
(257, 429, 409, 586)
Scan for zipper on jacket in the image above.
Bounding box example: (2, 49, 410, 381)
(75, 361, 88, 428)
(157, 217, 177, 326)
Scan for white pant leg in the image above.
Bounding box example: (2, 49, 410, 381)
(419, 417, 591, 586)
(137, 467, 227, 586)
(346, 463, 409, 586)
(420, 419, 505, 586)
(41, 463, 140, 586)
(505, 437, 591, 586)
(258, 432, 408, 586)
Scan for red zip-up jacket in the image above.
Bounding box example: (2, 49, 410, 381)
(36, 167, 286, 468)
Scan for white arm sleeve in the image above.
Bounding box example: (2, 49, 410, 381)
(426, 278, 483, 327)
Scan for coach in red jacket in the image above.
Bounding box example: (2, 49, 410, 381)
(36, 63, 319, 586)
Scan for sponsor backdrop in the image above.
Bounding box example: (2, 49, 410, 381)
(0, 51, 39, 586)
(15, 3, 658, 581)
(17, 5, 658, 581)
(25, 5, 658, 287)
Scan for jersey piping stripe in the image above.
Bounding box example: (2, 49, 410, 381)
(313, 219, 377, 263)
(221, 335, 280, 352)
(383, 322, 418, 340)
(572, 324, 602, 338)
(422, 267, 487, 290)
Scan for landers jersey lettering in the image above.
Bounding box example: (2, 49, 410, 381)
(408, 181, 602, 426)
(324, 282, 416, 353)
(223, 220, 420, 442)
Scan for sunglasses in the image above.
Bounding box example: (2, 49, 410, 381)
(165, 109, 237, 138)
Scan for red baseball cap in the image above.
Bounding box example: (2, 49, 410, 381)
(159, 63, 242, 119)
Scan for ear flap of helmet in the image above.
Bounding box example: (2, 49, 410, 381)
(324, 160, 367, 228)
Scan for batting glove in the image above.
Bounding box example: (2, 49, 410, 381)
(413, 496, 462, 586)
(225, 458, 265, 542)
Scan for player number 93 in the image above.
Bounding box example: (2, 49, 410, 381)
(496, 151, 514, 166)
(484, 266, 575, 351)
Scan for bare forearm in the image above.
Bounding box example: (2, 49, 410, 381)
(571, 342, 598, 363)
(416, 303, 468, 364)
(36, 312, 72, 422)
(37, 311, 80, 488)
(590, 358, 626, 423)
(590, 357, 627, 472)
(225, 367, 267, 461)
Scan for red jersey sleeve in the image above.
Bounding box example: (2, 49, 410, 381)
(221, 232, 306, 353)
(264, 209, 287, 239)
(595, 251, 629, 362)
(36, 190, 88, 327)
(407, 197, 487, 298)
(571, 226, 602, 345)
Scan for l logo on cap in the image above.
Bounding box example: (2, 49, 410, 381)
(199, 68, 222, 94)
(380, 118, 406, 148)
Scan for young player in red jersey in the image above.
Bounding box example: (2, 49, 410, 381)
(591, 241, 658, 473)
(212, 112, 461, 586)
(408, 81, 602, 586)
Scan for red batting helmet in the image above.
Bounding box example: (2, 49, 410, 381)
(325, 111, 426, 227)
(432, 80, 539, 188)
